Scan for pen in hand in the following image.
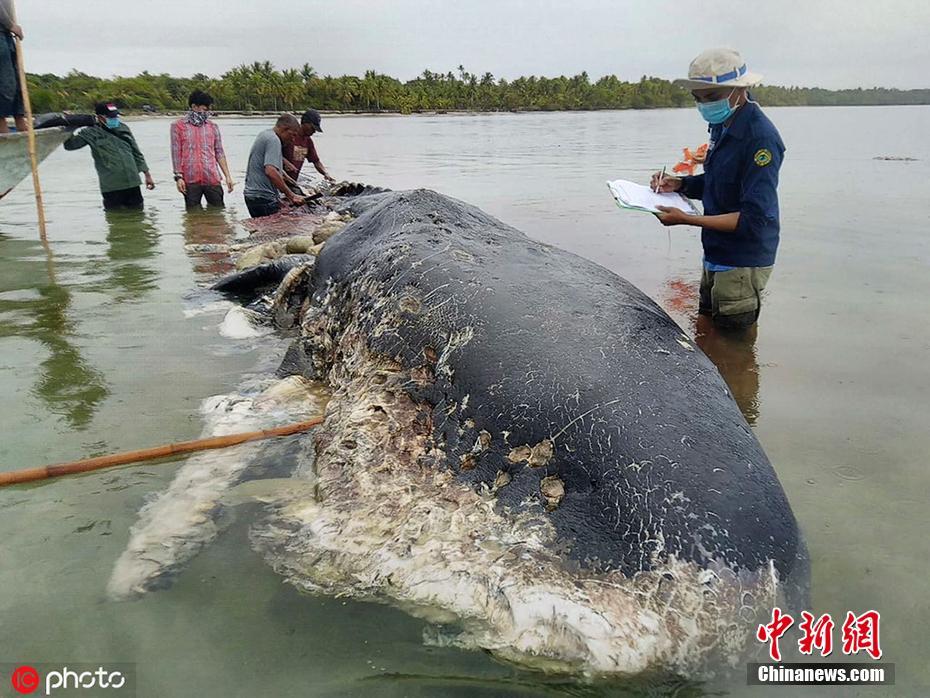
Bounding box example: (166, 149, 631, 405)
(654, 166, 666, 194)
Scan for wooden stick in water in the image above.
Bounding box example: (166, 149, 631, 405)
(0, 416, 324, 487)
(10, 2, 48, 241)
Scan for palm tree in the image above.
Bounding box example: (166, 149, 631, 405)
(361, 70, 378, 110)
(300, 63, 317, 82)
(281, 69, 303, 110)
(339, 77, 360, 110)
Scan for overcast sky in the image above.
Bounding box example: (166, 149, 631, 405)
(16, 0, 930, 90)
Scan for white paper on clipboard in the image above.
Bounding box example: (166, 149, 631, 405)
(607, 179, 699, 215)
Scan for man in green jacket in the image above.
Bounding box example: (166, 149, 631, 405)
(64, 102, 155, 210)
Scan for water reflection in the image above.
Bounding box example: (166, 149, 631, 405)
(28, 283, 109, 427)
(348, 671, 710, 697)
(182, 208, 237, 277)
(0, 236, 108, 428)
(662, 276, 761, 425)
(102, 209, 160, 300)
(694, 314, 761, 425)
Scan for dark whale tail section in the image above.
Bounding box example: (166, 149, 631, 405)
(210, 255, 314, 303)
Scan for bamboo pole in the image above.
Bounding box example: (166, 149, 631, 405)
(9, 2, 48, 241)
(0, 416, 324, 487)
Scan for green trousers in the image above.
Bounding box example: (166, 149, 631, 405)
(699, 266, 773, 329)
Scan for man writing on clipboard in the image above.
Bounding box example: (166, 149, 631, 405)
(651, 48, 785, 331)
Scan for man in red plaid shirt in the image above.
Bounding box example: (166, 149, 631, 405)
(170, 90, 235, 208)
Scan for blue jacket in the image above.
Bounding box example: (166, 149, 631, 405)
(680, 102, 785, 267)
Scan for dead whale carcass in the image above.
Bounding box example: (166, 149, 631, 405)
(255, 188, 808, 673)
(113, 188, 807, 676)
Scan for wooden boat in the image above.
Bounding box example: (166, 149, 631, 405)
(0, 126, 70, 199)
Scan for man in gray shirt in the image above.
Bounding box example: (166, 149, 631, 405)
(243, 114, 305, 218)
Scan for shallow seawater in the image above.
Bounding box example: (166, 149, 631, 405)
(1, 107, 928, 696)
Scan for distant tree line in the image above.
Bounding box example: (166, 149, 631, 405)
(26, 62, 930, 114)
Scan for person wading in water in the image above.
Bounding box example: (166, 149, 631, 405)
(651, 48, 785, 330)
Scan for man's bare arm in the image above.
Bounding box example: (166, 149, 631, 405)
(264, 165, 304, 203)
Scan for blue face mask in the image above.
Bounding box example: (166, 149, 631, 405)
(105, 117, 121, 129)
(696, 90, 737, 125)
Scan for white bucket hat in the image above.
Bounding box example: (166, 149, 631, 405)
(674, 48, 763, 91)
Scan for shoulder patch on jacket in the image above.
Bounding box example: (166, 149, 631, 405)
(754, 148, 773, 167)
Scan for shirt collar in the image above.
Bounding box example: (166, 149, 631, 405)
(720, 100, 757, 141)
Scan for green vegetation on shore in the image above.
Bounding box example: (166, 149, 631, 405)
(27, 63, 930, 114)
